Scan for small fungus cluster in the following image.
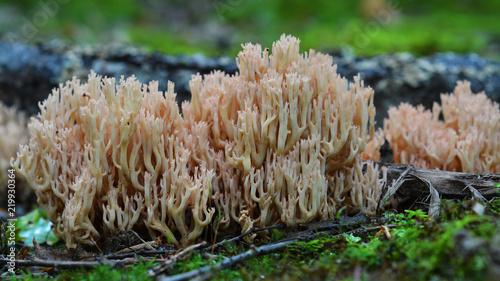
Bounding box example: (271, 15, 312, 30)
(1, 101, 27, 191)
(183, 35, 385, 240)
(363, 81, 500, 173)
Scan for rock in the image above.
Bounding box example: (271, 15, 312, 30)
(0, 42, 66, 114)
(0, 40, 237, 116)
(0, 41, 498, 126)
(331, 52, 500, 126)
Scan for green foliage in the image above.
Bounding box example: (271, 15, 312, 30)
(1, 0, 498, 58)
(342, 233, 362, 243)
(270, 228, 286, 242)
(16, 208, 59, 246)
(68, 259, 156, 281)
(10, 270, 36, 281)
(287, 233, 338, 259)
(213, 0, 500, 58)
(488, 198, 500, 215)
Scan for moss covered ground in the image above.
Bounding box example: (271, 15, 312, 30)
(6, 198, 500, 281)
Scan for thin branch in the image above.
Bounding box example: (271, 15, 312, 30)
(463, 175, 487, 202)
(0, 257, 173, 270)
(105, 249, 176, 260)
(158, 241, 292, 281)
(3, 259, 100, 269)
(150, 241, 207, 275)
(205, 223, 286, 253)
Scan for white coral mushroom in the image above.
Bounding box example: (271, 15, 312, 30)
(183, 34, 385, 239)
(13, 72, 214, 247)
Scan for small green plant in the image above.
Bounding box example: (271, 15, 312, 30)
(16, 208, 59, 246)
(287, 234, 337, 259)
(487, 198, 500, 215)
(342, 233, 361, 243)
(170, 253, 216, 275)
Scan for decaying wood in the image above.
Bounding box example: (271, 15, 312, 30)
(378, 163, 500, 211)
(378, 165, 413, 212)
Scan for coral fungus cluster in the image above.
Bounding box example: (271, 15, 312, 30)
(0, 101, 27, 191)
(13, 35, 386, 248)
(12, 73, 214, 247)
(363, 81, 500, 173)
(183, 34, 385, 239)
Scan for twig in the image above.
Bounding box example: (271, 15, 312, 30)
(158, 241, 292, 281)
(1, 259, 106, 269)
(0, 257, 168, 269)
(113, 241, 158, 255)
(150, 241, 207, 276)
(105, 249, 176, 260)
(205, 223, 286, 253)
(463, 175, 487, 203)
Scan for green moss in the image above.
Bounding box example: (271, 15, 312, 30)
(208, 199, 500, 281)
(8, 198, 499, 281)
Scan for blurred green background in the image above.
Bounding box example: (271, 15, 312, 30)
(0, 0, 499, 59)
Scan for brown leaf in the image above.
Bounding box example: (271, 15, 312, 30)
(17, 246, 31, 260)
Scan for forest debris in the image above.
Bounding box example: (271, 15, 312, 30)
(113, 241, 159, 255)
(205, 223, 286, 254)
(32, 238, 96, 262)
(150, 241, 207, 276)
(156, 224, 398, 281)
(103, 230, 152, 255)
(412, 174, 441, 219)
(465, 181, 487, 203)
(381, 163, 500, 211)
(378, 165, 413, 213)
(376, 225, 392, 239)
